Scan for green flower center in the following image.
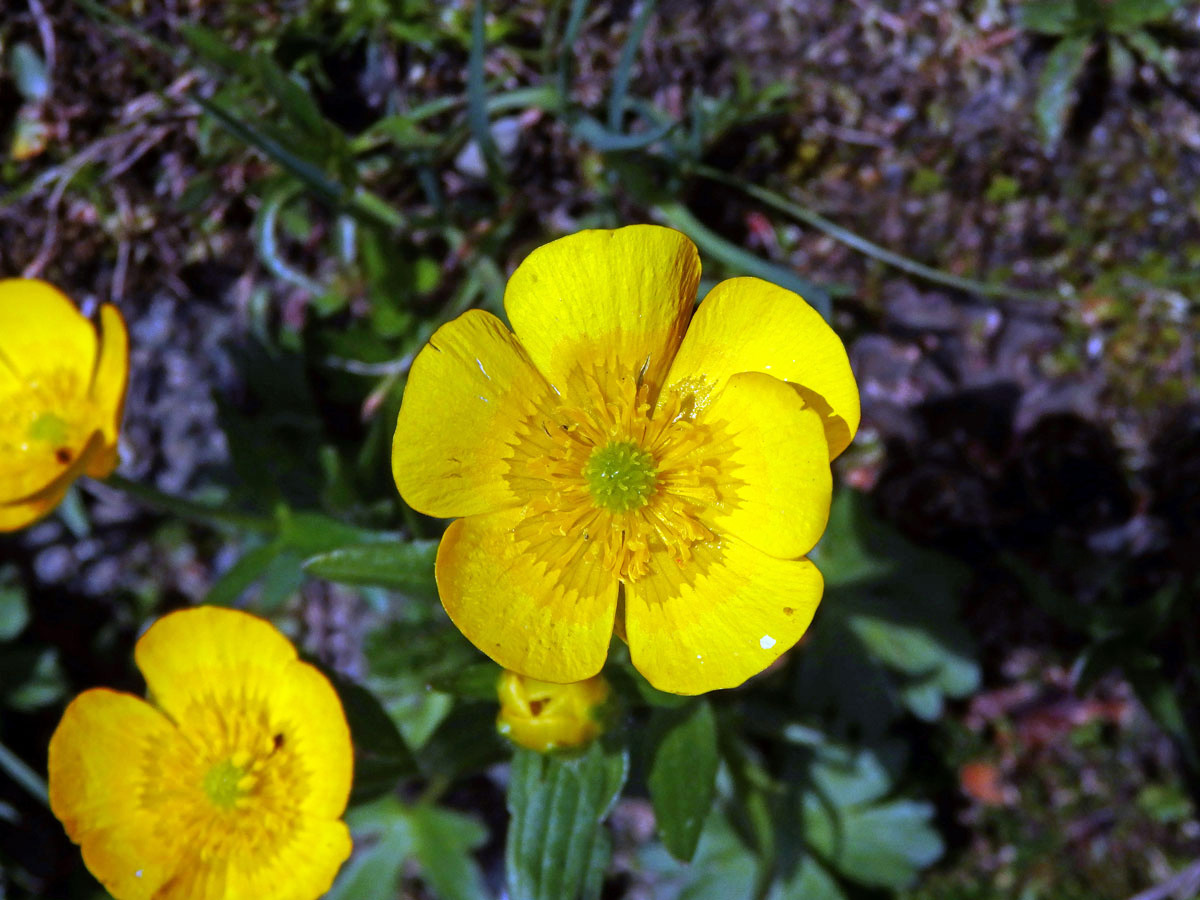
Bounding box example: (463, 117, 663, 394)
(202, 758, 247, 809)
(584, 441, 657, 513)
(28, 412, 69, 446)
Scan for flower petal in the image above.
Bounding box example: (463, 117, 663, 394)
(624, 536, 824, 694)
(504, 225, 700, 392)
(393, 309, 552, 518)
(436, 507, 619, 683)
(272, 662, 354, 819)
(665, 277, 859, 458)
(0, 278, 97, 385)
(0, 429, 105, 531)
(48, 688, 183, 900)
(84, 303, 130, 478)
(184, 819, 351, 900)
(700, 371, 831, 559)
(134, 606, 302, 723)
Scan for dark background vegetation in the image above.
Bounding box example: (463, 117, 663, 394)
(2, 1, 1200, 898)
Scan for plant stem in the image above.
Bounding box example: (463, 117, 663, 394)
(98, 473, 275, 534)
(691, 163, 1052, 303)
(0, 740, 48, 808)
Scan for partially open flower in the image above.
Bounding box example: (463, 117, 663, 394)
(497, 669, 610, 752)
(0, 278, 129, 530)
(48, 606, 354, 900)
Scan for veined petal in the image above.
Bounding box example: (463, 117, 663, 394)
(272, 663, 353, 819)
(84, 303, 130, 478)
(701, 372, 831, 559)
(48, 689, 183, 900)
(194, 819, 351, 900)
(436, 507, 619, 683)
(393, 310, 552, 518)
(624, 536, 824, 694)
(134, 607, 301, 723)
(504, 226, 700, 393)
(665, 277, 859, 458)
(0, 279, 97, 386)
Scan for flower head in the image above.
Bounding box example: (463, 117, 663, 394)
(48, 606, 354, 900)
(496, 670, 610, 752)
(392, 225, 859, 694)
(0, 278, 128, 530)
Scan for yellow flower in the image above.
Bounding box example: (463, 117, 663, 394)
(0, 278, 129, 531)
(496, 669, 610, 752)
(392, 225, 859, 695)
(48, 606, 354, 900)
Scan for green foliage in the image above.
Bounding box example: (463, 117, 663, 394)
(1019, 0, 1187, 146)
(801, 744, 943, 890)
(328, 797, 487, 900)
(506, 742, 629, 900)
(647, 700, 719, 861)
(800, 491, 979, 734)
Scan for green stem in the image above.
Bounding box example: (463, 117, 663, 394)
(690, 163, 1051, 303)
(0, 740, 49, 808)
(99, 473, 275, 534)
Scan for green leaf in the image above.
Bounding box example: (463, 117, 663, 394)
(1016, 0, 1079, 34)
(205, 542, 280, 607)
(506, 742, 628, 900)
(799, 491, 978, 729)
(177, 23, 249, 72)
(1036, 35, 1092, 148)
(648, 700, 719, 861)
(1106, 0, 1183, 32)
(328, 798, 486, 900)
(9, 42, 49, 103)
(0, 581, 30, 642)
(635, 810, 759, 900)
(303, 540, 439, 595)
(802, 796, 942, 890)
(772, 857, 847, 900)
(467, 0, 505, 183)
(607, 0, 657, 131)
(319, 668, 419, 804)
(574, 115, 675, 151)
(1123, 30, 1177, 77)
(407, 804, 489, 900)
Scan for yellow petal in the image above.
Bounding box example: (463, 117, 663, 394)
(134, 606, 302, 723)
(665, 277, 859, 458)
(393, 309, 553, 518)
(273, 662, 354, 819)
(504, 225, 700, 392)
(48, 688, 183, 900)
(0, 278, 97, 385)
(700, 371, 831, 559)
(436, 507, 619, 683)
(186, 819, 352, 900)
(84, 303, 130, 478)
(0, 429, 105, 531)
(624, 536, 824, 694)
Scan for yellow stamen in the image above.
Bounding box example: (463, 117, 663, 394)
(503, 363, 740, 583)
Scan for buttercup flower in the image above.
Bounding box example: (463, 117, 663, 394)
(393, 225, 859, 694)
(48, 606, 353, 900)
(496, 669, 610, 752)
(0, 278, 128, 530)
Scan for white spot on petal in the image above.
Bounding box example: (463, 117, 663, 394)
(759, 635, 776, 650)
(136, 870, 144, 879)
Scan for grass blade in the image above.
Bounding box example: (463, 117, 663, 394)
(607, 0, 657, 131)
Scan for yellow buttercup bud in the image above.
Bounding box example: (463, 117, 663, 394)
(496, 669, 610, 752)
